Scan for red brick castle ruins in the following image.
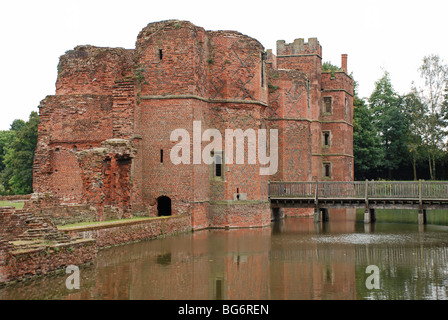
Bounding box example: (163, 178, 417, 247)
(33, 20, 354, 230)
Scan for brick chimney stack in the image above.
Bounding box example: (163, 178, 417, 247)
(341, 54, 348, 72)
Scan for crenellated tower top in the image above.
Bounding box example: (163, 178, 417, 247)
(276, 38, 322, 57)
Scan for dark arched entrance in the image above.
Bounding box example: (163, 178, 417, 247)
(157, 196, 172, 217)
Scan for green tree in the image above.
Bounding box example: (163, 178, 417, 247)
(10, 119, 26, 132)
(369, 71, 409, 179)
(1, 111, 39, 194)
(415, 55, 448, 179)
(353, 88, 383, 179)
(322, 61, 342, 77)
(0, 131, 15, 173)
(402, 90, 427, 180)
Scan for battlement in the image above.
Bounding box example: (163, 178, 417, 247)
(56, 45, 134, 95)
(276, 38, 322, 57)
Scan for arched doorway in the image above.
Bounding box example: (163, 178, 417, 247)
(157, 196, 172, 217)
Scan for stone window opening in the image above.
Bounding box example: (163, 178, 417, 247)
(307, 79, 311, 109)
(117, 156, 131, 166)
(215, 277, 224, 300)
(261, 52, 267, 88)
(323, 162, 331, 179)
(322, 131, 331, 147)
(211, 151, 224, 180)
(157, 196, 172, 217)
(345, 97, 348, 117)
(323, 97, 332, 114)
(159, 49, 163, 60)
(215, 155, 222, 177)
(73, 145, 78, 152)
(160, 149, 164, 163)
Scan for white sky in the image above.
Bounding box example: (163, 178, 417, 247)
(0, 0, 447, 130)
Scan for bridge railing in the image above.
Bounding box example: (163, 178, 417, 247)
(423, 181, 448, 199)
(368, 181, 419, 199)
(268, 180, 448, 200)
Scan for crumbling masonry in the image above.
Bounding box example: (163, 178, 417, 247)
(33, 20, 354, 229)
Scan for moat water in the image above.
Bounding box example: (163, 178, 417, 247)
(1, 209, 448, 300)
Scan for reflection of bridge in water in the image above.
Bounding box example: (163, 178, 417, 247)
(269, 181, 448, 224)
(270, 237, 448, 266)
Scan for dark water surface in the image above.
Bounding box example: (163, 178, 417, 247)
(1, 210, 448, 300)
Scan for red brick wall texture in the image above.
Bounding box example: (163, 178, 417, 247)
(33, 20, 354, 228)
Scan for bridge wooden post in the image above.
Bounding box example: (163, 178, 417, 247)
(418, 209, 427, 225)
(418, 179, 422, 207)
(314, 208, 321, 223)
(364, 179, 369, 204)
(418, 180, 427, 225)
(314, 180, 320, 223)
(364, 208, 376, 224)
(363, 180, 375, 224)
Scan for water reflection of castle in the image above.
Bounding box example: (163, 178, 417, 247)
(2, 210, 447, 300)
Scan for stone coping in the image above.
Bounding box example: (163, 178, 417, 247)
(57, 215, 188, 232)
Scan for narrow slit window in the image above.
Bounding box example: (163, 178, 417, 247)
(215, 155, 222, 177)
(160, 149, 164, 163)
(323, 131, 330, 146)
(261, 52, 266, 88)
(324, 163, 331, 178)
(159, 49, 163, 60)
(345, 97, 348, 117)
(215, 279, 223, 300)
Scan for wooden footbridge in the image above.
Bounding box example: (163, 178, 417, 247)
(268, 180, 448, 224)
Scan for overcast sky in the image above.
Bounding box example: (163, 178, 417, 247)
(0, 0, 447, 130)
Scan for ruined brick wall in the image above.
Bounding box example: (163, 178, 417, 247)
(0, 239, 97, 285)
(34, 45, 138, 221)
(0, 206, 97, 284)
(0, 207, 28, 241)
(75, 139, 137, 220)
(33, 19, 354, 226)
(61, 215, 191, 248)
(34, 95, 115, 202)
(56, 46, 134, 95)
(0, 207, 69, 242)
(0, 195, 31, 201)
